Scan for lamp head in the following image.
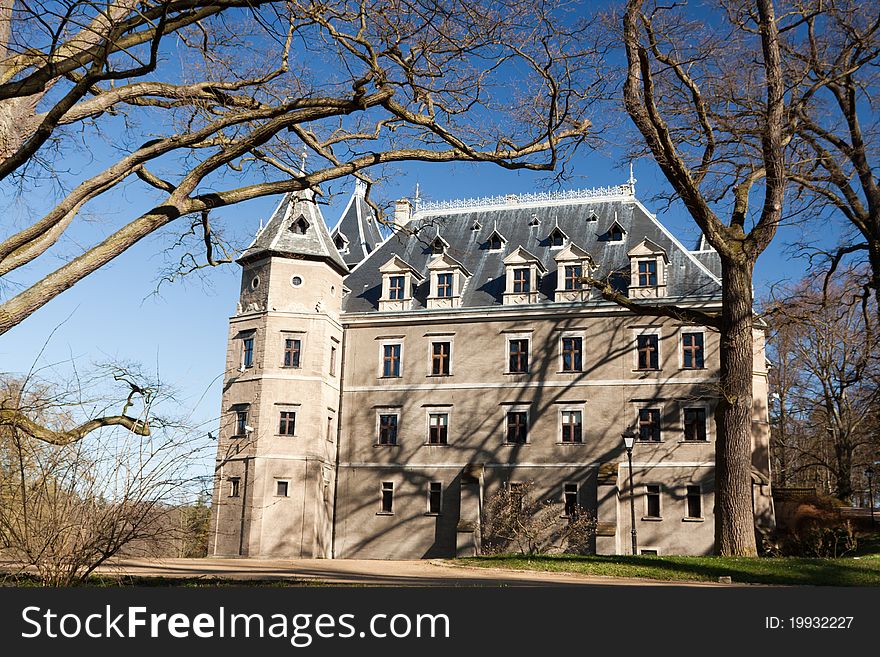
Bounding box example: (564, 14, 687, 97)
(622, 428, 637, 451)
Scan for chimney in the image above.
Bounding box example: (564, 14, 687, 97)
(394, 198, 412, 228)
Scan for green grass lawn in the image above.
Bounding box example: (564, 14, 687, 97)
(455, 552, 880, 586)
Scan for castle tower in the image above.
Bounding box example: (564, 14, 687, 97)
(209, 190, 348, 558)
(329, 180, 385, 269)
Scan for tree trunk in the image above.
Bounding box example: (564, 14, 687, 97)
(869, 236, 880, 325)
(715, 259, 758, 556)
(834, 440, 853, 504)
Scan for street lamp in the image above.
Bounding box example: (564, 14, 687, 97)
(622, 427, 638, 555)
(867, 466, 875, 530)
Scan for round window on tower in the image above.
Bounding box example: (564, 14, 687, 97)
(291, 275, 303, 287)
(250, 276, 260, 290)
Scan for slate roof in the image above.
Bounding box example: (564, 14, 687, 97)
(341, 192, 722, 313)
(239, 190, 349, 275)
(330, 183, 384, 269)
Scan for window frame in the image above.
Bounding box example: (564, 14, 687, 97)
(563, 482, 579, 517)
(558, 407, 584, 444)
(637, 259, 658, 287)
(644, 484, 662, 519)
(329, 338, 339, 377)
(275, 480, 290, 497)
(563, 264, 583, 291)
(560, 333, 584, 373)
(233, 406, 249, 436)
(282, 335, 303, 369)
(376, 410, 400, 446)
(504, 408, 530, 445)
(379, 341, 404, 378)
(427, 482, 443, 515)
(430, 340, 453, 377)
(634, 330, 661, 371)
(681, 330, 706, 370)
(685, 485, 703, 519)
(379, 481, 394, 515)
(637, 407, 662, 443)
(426, 411, 450, 445)
(278, 409, 297, 436)
(506, 336, 531, 374)
(682, 405, 710, 442)
(241, 334, 255, 370)
(436, 272, 453, 298)
(512, 267, 531, 294)
(229, 478, 241, 498)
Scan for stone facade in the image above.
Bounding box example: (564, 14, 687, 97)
(209, 181, 775, 559)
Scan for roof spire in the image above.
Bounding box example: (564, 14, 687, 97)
(628, 161, 637, 196)
(355, 178, 367, 197)
(414, 182, 421, 211)
(299, 147, 308, 175)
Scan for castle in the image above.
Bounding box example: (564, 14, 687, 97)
(208, 176, 774, 559)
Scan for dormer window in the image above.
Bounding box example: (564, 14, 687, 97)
(431, 238, 445, 254)
(628, 239, 669, 299)
(333, 232, 349, 254)
(503, 246, 546, 305)
(553, 242, 593, 302)
(528, 213, 540, 227)
(548, 226, 567, 248)
(378, 255, 424, 311)
(291, 214, 309, 235)
(586, 210, 598, 222)
(427, 253, 471, 309)
(607, 222, 625, 242)
(487, 229, 506, 252)
(471, 220, 482, 231)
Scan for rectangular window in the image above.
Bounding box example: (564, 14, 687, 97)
(327, 416, 334, 442)
(431, 342, 451, 376)
(378, 414, 398, 445)
(508, 339, 529, 373)
(330, 344, 337, 376)
(428, 413, 448, 445)
(561, 410, 582, 443)
(686, 485, 702, 518)
(564, 265, 583, 291)
(388, 275, 405, 300)
(436, 273, 453, 298)
(509, 482, 524, 510)
(428, 482, 442, 514)
(564, 483, 579, 517)
(645, 484, 661, 518)
(276, 480, 289, 497)
(638, 260, 657, 286)
(235, 409, 248, 436)
(682, 332, 704, 369)
(283, 338, 301, 368)
(506, 411, 528, 444)
(561, 337, 582, 372)
(638, 408, 661, 442)
(380, 481, 394, 513)
(383, 343, 401, 377)
(279, 410, 296, 436)
(637, 334, 659, 370)
(229, 478, 240, 498)
(683, 407, 708, 442)
(512, 268, 530, 293)
(242, 336, 254, 369)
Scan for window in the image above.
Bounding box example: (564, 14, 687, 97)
(382, 343, 401, 377)
(609, 225, 624, 242)
(549, 229, 565, 248)
(508, 339, 529, 373)
(431, 342, 451, 376)
(380, 482, 394, 513)
(276, 480, 289, 497)
(235, 409, 248, 436)
(279, 410, 296, 436)
(683, 407, 708, 442)
(330, 344, 337, 376)
(378, 414, 398, 445)
(636, 334, 659, 370)
(436, 273, 453, 297)
(431, 238, 445, 255)
(561, 336, 582, 372)
(638, 408, 661, 442)
(242, 336, 254, 369)
(428, 413, 448, 445)
(509, 482, 524, 510)
(638, 260, 657, 286)
(388, 275, 405, 300)
(327, 416, 334, 442)
(564, 483, 579, 517)
(645, 485, 661, 518)
(489, 234, 503, 251)
(283, 338, 301, 368)
(506, 411, 528, 444)
(561, 410, 582, 443)
(428, 482, 442, 514)
(563, 265, 583, 290)
(291, 215, 309, 234)
(229, 478, 240, 498)
(686, 485, 703, 518)
(682, 332, 704, 369)
(512, 267, 531, 293)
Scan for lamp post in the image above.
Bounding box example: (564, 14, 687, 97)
(622, 428, 638, 555)
(867, 466, 875, 530)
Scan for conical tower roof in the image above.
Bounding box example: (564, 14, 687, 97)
(330, 181, 384, 268)
(239, 190, 349, 275)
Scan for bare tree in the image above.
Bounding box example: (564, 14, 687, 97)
(0, 0, 598, 333)
(0, 369, 210, 585)
(585, 0, 791, 556)
(764, 271, 880, 503)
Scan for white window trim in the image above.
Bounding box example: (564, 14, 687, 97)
(505, 333, 532, 374)
(240, 332, 256, 370)
(558, 331, 585, 373)
(679, 402, 712, 443)
(228, 477, 241, 498)
(639, 547, 662, 555)
(427, 337, 455, 377)
(275, 404, 301, 437)
(375, 407, 402, 446)
(378, 339, 405, 378)
(643, 483, 662, 520)
(382, 272, 413, 302)
(631, 327, 662, 372)
(633, 257, 662, 288)
(280, 330, 306, 369)
(678, 327, 707, 370)
(684, 484, 705, 520)
(562, 481, 579, 516)
(274, 478, 290, 497)
(557, 405, 585, 444)
(633, 402, 665, 443)
(425, 407, 452, 446)
(426, 481, 443, 515)
(502, 405, 531, 445)
(378, 481, 395, 515)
